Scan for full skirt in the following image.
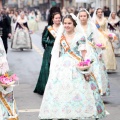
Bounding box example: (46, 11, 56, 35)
(11, 28, 32, 49)
(39, 54, 106, 119)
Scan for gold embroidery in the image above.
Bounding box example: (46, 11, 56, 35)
(0, 92, 19, 120)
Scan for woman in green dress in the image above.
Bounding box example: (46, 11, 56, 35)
(34, 8, 62, 95)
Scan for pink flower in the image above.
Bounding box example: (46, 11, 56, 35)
(0, 73, 18, 85)
(78, 59, 91, 67)
(96, 43, 102, 47)
(85, 59, 91, 64)
(108, 34, 113, 37)
(79, 61, 84, 66)
(10, 74, 18, 81)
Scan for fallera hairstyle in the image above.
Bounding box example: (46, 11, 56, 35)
(79, 9, 89, 18)
(96, 8, 103, 14)
(48, 6, 62, 25)
(62, 14, 77, 27)
(52, 12, 60, 18)
(49, 12, 61, 25)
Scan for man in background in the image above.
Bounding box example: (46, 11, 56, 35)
(0, 8, 11, 53)
(117, 5, 120, 18)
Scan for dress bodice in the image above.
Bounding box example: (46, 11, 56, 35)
(108, 19, 119, 30)
(60, 33, 84, 57)
(97, 18, 107, 31)
(109, 19, 118, 25)
(15, 22, 29, 30)
(42, 25, 56, 49)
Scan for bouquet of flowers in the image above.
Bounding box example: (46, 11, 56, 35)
(108, 33, 117, 41)
(96, 43, 106, 50)
(77, 59, 94, 81)
(77, 59, 94, 72)
(0, 72, 18, 87)
(96, 43, 102, 47)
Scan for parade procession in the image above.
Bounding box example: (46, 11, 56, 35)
(0, 0, 120, 120)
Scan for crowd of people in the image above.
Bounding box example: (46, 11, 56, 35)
(0, 4, 120, 120)
(35, 6, 120, 120)
(0, 8, 41, 52)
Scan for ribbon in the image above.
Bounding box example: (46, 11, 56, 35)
(47, 26, 57, 38)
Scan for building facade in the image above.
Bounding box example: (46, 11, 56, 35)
(98, 0, 120, 11)
(74, 0, 120, 11)
(0, 0, 120, 12)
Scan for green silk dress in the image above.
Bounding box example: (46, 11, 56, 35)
(34, 26, 55, 95)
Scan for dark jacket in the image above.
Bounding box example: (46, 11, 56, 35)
(0, 14, 11, 37)
(117, 10, 120, 17)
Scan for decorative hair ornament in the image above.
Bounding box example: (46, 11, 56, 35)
(70, 13, 77, 22)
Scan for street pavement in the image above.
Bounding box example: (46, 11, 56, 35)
(7, 21, 120, 120)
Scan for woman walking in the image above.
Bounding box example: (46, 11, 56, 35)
(11, 11, 32, 51)
(0, 37, 18, 120)
(34, 7, 62, 95)
(38, 14, 106, 120)
(92, 8, 117, 72)
(77, 8, 110, 96)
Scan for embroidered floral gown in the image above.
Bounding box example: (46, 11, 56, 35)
(0, 37, 18, 120)
(96, 18, 117, 71)
(39, 33, 106, 119)
(11, 22, 32, 49)
(34, 26, 56, 95)
(84, 23, 110, 96)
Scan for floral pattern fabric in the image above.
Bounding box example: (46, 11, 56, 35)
(0, 37, 9, 74)
(39, 33, 106, 119)
(84, 23, 110, 96)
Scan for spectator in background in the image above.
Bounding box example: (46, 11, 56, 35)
(78, 6, 83, 11)
(117, 5, 120, 18)
(104, 7, 111, 18)
(67, 7, 75, 14)
(0, 8, 11, 53)
(89, 7, 95, 17)
(61, 7, 68, 17)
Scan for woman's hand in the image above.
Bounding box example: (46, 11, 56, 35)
(99, 54, 102, 60)
(81, 50, 87, 59)
(8, 33, 12, 38)
(84, 74, 90, 81)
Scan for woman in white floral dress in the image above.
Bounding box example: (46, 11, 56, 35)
(77, 9, 110, 96)
(39, 14, 106, 120)
(0, 37, 18, 120)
